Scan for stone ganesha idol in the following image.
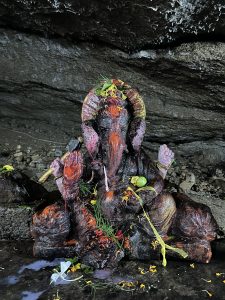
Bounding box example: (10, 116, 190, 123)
(31, 79, 218, 268)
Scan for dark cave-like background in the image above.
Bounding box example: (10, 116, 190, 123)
(0, 0, 225, 165)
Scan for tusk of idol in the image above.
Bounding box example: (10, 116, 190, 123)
(103, 165, 109, 192)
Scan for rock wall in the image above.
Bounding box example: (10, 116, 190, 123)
(0, 0, 225, 51)
(1, 1, 225, 165)
(1, 28, 225, 165)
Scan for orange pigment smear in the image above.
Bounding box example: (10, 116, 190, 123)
(105, 190, 114, 202)
(109, 132, 121, 155)
(81, 207, 97, 229)
(64, 239, 77, 246)
(107, 105, 122, 118)
(41, 206, 54, 216)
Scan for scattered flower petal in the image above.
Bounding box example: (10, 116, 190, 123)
(202, 290, 213, 297)
(70, 263, 81, 273)
(149, 265, 157, 273)
(138, 267, 148, 275)
(201, 278, 212, 283)
(216, 273, 224, 277)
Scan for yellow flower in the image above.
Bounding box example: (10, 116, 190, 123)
(216, 273, 224, 277)
(151, 240, 159, 250)
(117, 106, 123, 111)
(86, 280, 92, 285)
(90, 200, 97, 205)
(140, 283, 145, 289)
(122, 195, 129, 202)
(138, 267, 148, 275)
(223, 280, 225, 284)
(118, 281, 135, 288)
(190, 263, 195, 269)
(149, 265, 157, 273)
(70, 263, 81, 272)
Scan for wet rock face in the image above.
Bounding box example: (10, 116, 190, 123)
(1, 28, 225, 164)
(0, 0, 225, 50)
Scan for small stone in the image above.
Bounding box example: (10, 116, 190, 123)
(29, 161, 36, 168)
(36, 163, 46, 171)
(26, 157, 31, 163)
(15, 156, 23, 163)
(26, 147, 32, 154)
(18, 164, 26, 170)
(14, 151, 23, 158)
(16, 145, 22, 151)
(215, 169, 224, 178)
(54, 149, 63, 157)
(66, 138, 80, 152)
(31, 154, 40, 162)
(47, 151, 55, 157)
(179, 172, 196, 193)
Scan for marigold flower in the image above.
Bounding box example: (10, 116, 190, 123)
(140, 283, 145, 289)
(70, 263, 81, 272)
(151, 240, 159, 250)
(149, 265, 157, 273)
(138, 267, 148, 275)
(118, 281, 135, 288)
(216, 273, 224, 277)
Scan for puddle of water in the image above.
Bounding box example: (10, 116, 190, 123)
(21, 290, 46, 300)
(93, 269, 113, 280)
(18, 258, 63, 274)
(0, 275, 19, 285)
(0, 258, 64, 288)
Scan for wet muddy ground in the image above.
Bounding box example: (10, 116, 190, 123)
(0, 240, 225, 300)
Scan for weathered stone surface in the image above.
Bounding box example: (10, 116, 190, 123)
(0, 171, 48, 205)
(0, 172, 28, 204)
(0, 29, 225, 164)
(0, 0, 225, 51)
(0, 206, 33, 239)
(190, 192, 225, 233)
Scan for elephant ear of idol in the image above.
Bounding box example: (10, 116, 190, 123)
(81, 89, 100, 158)
(81, 79, 146, 156)
(125, 88, 146, 152)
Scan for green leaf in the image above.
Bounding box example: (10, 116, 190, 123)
(102, 81, 112, 91)
(136, 186, 156, 193)
(66, 256, 78, 265)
